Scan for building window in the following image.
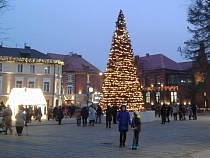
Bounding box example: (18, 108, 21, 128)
(0, 63, 2, 72)
(43, 82, 50, 92)
(28, 81, 35, 88)
(67, 74, 73, 82)
(146, 92, 150, 103)
(156, 92, 160, 103)
(87, 75, 90, 83)
(29, 65, 35, 74)
(17, 64, 23, 73)
(28, 78, 36, 88)
(67, 85, 73, 94)
(145, 76, 150, 87)
(167, 75, 178, 85)
(155, 75, 160, 85)
(16, 81, 23, 88)
(171, 92, 177, 102)
(44, 66, 50, 74)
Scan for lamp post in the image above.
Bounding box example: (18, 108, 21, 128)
(87, 86, 93, 107)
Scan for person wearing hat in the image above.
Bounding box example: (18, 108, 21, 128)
(117, 104, 131, 147)
(131, 111, 141, 147)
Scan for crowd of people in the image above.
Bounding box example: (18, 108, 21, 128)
(155, 103, 198, 124)
(0, 101, 201, 148)
(45, 104, 122, 127)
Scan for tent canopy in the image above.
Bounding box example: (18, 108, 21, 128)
(6, 88, 47, 106)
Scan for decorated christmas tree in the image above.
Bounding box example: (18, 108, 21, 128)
(100, 10, 143, 110)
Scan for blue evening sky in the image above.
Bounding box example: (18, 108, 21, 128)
(1, 0, 192, 71)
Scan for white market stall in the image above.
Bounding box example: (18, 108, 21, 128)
(6, 88, 47, 118)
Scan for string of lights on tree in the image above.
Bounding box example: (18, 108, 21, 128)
(0, 56, 64, 65)
(100, 10, 143, 110)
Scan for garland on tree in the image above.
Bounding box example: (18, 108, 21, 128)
(100, 10, 143, 110)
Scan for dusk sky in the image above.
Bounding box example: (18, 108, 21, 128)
(1, 0, 192, 71)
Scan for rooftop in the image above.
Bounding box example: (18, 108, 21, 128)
(136, 54, 193, 71)
(0, 46, 63, 65)
(47, 52, 101, 73)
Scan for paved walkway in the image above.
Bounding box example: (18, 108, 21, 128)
(0, 115, 210, 158)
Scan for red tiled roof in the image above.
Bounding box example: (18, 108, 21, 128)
(47, 53, 101, 73)
(137, 54, 192, 71)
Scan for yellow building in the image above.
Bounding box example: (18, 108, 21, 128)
(0, 46, 63, 114)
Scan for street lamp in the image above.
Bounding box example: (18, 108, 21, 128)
(87, 86, 93, 107)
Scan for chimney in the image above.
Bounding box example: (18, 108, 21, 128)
(25, 46, 31, 49)
(69, 52, 74, 57)
(146, 53, 149, 57)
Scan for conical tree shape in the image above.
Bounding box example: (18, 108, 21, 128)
(100, 10, 143, 110)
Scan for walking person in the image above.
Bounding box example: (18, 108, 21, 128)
(74, 106, 81, 126)
(25, 107, 30, 126)
(131, 111, 141, 147)
(173, 103, 179, 121)
(53, 106, 58, 120)
(117, 104, 131, 147)
(36, 107, 42, 122)
(106, 105, 112, 128)
(192, 104, 197, 120)
(179, 104, 183, 121)
(88, 104, 96, 126)
(15, 105, 26, 136)
(2, 105, 13, 135)
(95, 104, 102, 124)
(81, 106, 89, 127)
(161, 104, 166, 124)
(57, 106, 64, 125)
(166, 104, 171, 122)
(111, 104, 118, 124)
(188, 105, 193, 120)
(28, 107, 33, 123)
(182, 105, 186, 120)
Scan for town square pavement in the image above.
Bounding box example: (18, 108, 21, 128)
(0, 114, 210, 158)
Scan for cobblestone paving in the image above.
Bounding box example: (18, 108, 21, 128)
(0, 115, 210, 158)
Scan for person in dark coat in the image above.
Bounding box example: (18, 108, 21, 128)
(117, 104, 131, 147)
(96, 104, 102, 124)
(111, 104, 119, 124)
(2, 105, 13, 135)
(74, 106, 81, 126)
(179, 104, 183, 121)
(81, 106, 89, 127)
(131, 111, 141, 146)
(106, 105, 112, 128)
(161, 104, 166, 124)
(166, 105, 171, 122)
(192, 104, 197, 120)
(53, 107, 58, 120)
(57, 106, 64, 125)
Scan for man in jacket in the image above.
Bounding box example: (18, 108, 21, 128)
(117, 104, 131, 147)
(111, 104, 118, 124)
(95, 104, 102, 124)
(57, 106, 64, 125)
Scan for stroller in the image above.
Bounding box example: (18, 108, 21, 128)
(0, 117, 5, 132)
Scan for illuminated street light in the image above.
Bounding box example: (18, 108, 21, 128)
(87, 86, 93, 106)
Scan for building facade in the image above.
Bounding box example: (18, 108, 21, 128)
(0, 46, 63, 113)
(134, 54, 194, 109)
(48, 52, 102, 106)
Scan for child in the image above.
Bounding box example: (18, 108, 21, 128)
(117, 104, 131, 147)
(131, 111, 141, 147)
